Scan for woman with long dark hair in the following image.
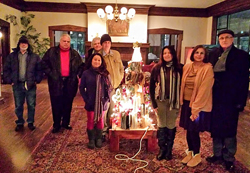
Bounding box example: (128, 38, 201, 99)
(150, 46, 183, 160)
(179, 45, 214, 167)
(79, 53, 112, 149)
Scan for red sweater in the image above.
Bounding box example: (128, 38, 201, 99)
(60, 47, 70, 77)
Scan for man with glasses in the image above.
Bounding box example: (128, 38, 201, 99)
(206, 29, 250, 170)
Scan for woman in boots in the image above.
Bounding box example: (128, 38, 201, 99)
(179, 45, 214, 167)
(80, 53, 111, 149)
(150, 46, 183, 160)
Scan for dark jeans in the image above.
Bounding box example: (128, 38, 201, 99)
(50, 92, 74, 129)
(12, 83, 36, 125)
(187, 130, 200, 155)
(212, 136, 237, 162)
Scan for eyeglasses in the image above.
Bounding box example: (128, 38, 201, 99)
(218, 36, 233, 41)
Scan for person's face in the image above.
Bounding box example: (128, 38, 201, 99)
(60, 36, 71, 49)
(163, 48, 173, 62)
(19, 43, 28, 52)
(218, 33, 234, 49)
(93, 39, 102, 52)
(102, 41, 111, 53)
(193, 48, 205, 62)
(92, 55, 102, 68)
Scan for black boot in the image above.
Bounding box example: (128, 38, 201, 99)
(95, 128, 103, 148)
(165, 127, 176, 160)
(157, 127, 167, 160)
(87, 129, 95, 149)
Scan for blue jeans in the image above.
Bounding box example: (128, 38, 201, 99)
(12, 83, 36, 125)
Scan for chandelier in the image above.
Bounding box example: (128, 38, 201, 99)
(97, 0, 136, 22)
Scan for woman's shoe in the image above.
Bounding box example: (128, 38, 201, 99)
(181, 149, 193, 164)
(187, 153, 201, 167)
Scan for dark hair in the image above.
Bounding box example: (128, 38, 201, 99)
(190, 45, 208, 63)
(85, 53, 109, 76)
(159, 46, 182, 73)
(16, 36, 33, 53)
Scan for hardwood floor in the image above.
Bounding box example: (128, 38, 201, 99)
(0, 80, 249, 172)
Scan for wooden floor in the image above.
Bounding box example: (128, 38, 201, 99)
(0, 79, 249, 172)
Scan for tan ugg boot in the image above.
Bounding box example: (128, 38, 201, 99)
(181, 149, 193, 164)
(187, 153, 201, 167)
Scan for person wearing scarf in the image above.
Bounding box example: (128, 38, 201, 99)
(179, 45, 214, 167)
(79, 53, 112, 149)
(150, 46, 183, 161)
(206, 30, 249, 171)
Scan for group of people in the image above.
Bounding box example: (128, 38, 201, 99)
(4, 33, 124, 150)
(3, 29, 249, 171)
(149, 29, 249, 171)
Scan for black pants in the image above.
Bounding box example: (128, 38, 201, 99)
(50, 89, 74, 128)
(187, 130, 200, 155)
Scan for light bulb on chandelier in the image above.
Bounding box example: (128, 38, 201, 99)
(97, 0, 135, 22)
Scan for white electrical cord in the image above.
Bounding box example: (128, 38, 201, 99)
(115, 126, 150, 173)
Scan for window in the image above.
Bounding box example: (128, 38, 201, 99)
(217, 9, 250, 54)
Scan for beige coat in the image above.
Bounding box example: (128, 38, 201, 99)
(180, 62, 214, 115)
(100, 49, 124, 89)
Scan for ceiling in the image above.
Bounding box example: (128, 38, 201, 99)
(24, 0, 226, 8)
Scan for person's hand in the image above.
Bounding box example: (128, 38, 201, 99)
(190, 114, 198, 121)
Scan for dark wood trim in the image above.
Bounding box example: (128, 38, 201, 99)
(23, 2, 87, 13)
(148, 28, 183, 35)
(48, 25, 87, 47)
(211, 17, 218, 44)
(1, 0, 25, 11)
(149, 7, 208, 17)
(2, 0, 250, 18)
(0, 19, 10, 61)
(207, 0, 250, 17)
(84, 3, 152, 14)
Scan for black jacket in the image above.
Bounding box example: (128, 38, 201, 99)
(79, 67, 110, 111)
(3, 48, 43, 90)
(208, 45, 250, 137)
(41, 46, 84, 98)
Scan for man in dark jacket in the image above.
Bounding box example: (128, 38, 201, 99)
(3, 36, 43, 131)
(206, 29, 250, 170)
(41, 34, 84, 133)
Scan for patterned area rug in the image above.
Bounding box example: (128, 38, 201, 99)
(22, 108, 250, 173)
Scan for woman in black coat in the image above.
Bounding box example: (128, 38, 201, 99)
(79, 53, 111, 149)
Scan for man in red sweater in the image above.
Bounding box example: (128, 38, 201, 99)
(42, 34, 84, 133)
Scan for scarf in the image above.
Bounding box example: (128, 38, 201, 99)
(214, 45, 232, 72)
(159, 62, 180, 110)
(94, 74, 103, 123)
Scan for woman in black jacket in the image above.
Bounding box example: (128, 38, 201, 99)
(79, 53, 111, 149)
(150, 46, 183, 160)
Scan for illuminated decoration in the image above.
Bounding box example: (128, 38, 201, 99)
(97, 0, 136, 22)
(111, 42, 155, 130)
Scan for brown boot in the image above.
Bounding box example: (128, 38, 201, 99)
(187, 153, 201, 167)
(181, 149, 193, 164)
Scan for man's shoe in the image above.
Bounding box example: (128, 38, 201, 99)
(52, 127, 60, 133)
(28, 123, 36, 131)
(225, 161, 234, 171)
(206, 155, 223, 163)
(15, 124, 24, 132)
(62, 125, 72, 130)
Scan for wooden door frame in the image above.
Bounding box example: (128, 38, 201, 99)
(48, 25, 87, 47)
(148, 28, 183, 62)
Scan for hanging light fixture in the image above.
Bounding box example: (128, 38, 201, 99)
(97, 0, 136, 22)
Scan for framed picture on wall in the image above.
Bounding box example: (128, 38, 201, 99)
(106, 19, 129, 36)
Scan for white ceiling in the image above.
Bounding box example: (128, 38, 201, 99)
(24, 0, 225, 8)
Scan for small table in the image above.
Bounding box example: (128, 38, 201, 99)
(109, 127, 157, 152)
